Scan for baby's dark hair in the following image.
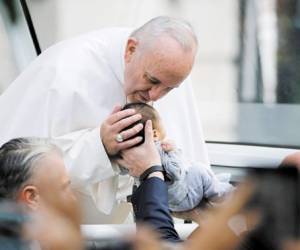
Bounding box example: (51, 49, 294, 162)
(121, 102, 163, 144)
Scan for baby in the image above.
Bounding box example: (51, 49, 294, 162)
(120, 102, 234, 212)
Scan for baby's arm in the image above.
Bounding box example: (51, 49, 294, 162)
(157, 139, 186, 183)
(161, 139, 176, 152)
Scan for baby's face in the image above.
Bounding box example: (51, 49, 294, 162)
(153, 121, 166, 141)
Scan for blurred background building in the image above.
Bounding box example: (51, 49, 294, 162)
(1, 0, 300, 148)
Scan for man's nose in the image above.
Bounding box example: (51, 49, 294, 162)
(148, 87, 162, 101)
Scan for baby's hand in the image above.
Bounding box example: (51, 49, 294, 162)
(161, 139, 176, 152)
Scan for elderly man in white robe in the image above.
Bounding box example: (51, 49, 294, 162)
(0, 16, 210, 223)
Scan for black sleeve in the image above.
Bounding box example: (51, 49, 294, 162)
(131, 177, 181, 243)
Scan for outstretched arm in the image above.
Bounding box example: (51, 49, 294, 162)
(132, 177, 181, 243)
(117, 120, 181, 242)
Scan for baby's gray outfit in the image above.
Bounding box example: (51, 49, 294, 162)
(119, 142, 233, 212)
(156, 142, 233, 212)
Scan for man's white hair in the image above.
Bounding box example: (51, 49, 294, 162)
(130, 16, 198, 52)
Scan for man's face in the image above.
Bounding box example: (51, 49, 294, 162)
(33, 153, 76, 207)
(124, 36, 196, 102)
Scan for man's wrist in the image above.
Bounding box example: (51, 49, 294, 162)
(147, 171, 165, 180)
(139, 165, 164, 182)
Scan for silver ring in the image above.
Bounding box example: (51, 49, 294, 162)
(115, 133, 124, 143)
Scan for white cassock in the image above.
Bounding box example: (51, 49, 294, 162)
(0, 28, 210, 223)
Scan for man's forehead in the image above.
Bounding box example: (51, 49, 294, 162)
(35, 154, 66, 177)
(143, 49, 194, 85)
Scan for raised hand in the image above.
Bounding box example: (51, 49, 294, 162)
(100, 105, 144, 156)
(116, 120, 161, 177)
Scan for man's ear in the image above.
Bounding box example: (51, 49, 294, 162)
(124, 37, 138, 63)
(17, 185, 40, 210)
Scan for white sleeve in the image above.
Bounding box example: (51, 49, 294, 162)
(52, 127, 121, 214)
(52, 127, 117, 187)
(45, 78, 124, 214)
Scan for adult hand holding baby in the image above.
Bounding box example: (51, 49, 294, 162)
(100, 105, 144, 156)
(116, 120, 162, 177)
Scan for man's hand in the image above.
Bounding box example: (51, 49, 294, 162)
(281, 151, 300, 170)
(116, 120, 161, 177)
(100, 105, 144, 156)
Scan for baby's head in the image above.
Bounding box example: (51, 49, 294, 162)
(122, 102, 166, 143)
